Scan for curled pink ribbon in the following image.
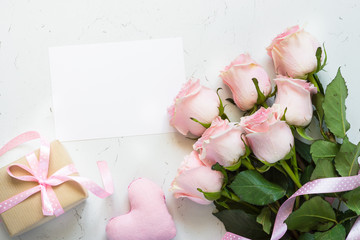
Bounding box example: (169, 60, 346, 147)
(222, 174, 360, 240)
(0, 131, 114, 217)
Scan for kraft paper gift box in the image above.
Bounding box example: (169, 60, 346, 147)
(0, 140, 88, 237)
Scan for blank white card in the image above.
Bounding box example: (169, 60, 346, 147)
(49, 38, 185, 141)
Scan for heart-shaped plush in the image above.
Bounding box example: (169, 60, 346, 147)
(106, 178, 176, 240)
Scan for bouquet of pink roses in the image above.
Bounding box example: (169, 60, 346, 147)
(168, 26, 360, 240)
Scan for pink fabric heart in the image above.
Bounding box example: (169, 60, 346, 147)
(106, 178, 176, 240)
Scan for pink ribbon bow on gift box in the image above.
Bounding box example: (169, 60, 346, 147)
(0, 131, 114, 217)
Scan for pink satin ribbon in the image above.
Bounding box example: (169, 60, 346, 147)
(0, 131, 114, 217)
(222, 174, 360, 240)
(222, 232, 250, 240)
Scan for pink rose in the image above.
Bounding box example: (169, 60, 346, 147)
(193, 117, 246, 167)
(168, 79, 220, 136)
(170, 151, 224, 205)
(220, 54, 272, 111)
(274, 76, 317, 127)
(239, 105, 294, 163)
(267, 25, 321, 79)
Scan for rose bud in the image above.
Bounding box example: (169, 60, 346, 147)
(267, 25, 321, 79)
(274, 76, 317, 127)
(193, 117, 246, 167)
(170, 151, 224, 205)
(239, 105, 294, 163)
(220, 53, 272, 111)
(168, 79, 220, 136)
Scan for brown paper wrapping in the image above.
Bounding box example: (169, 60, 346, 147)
(0, 140, 88, 237)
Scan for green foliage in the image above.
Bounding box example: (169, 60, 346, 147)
(299, 233, 314, 240)
(315, 47, 322, 72)
(197, 188, 221, 201)
(285, 196, 337, 232)
(313, 93, 325, 126)
(310, 159, 337, 180)
(295, 138, 312, 163)
(224, 159, 242, 171)
(338, 210, 358, 225)
(301, 165, 314, 185)
(230, 170, 286, 206)
(212, 163, 228, 187)
(323, 68, 350, 138)
(190, 117, 211, 128)
(310, 140, 339, 164)
(213, 209, 269, 240)
(216, 88, 229, 120)
(296, 127, 314, 141)
(256, 207, 272, 234)
(334, 137, 360, 177)
(343, 187, 360, 215)
(314, 224, 346, 240)
(252, 78, 267, 105)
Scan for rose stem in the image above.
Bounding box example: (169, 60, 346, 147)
(280, 160, 309, 200)
(308, 74, 320, 92)
(290, 147, 299, 179)
(280, 160, 302, 188)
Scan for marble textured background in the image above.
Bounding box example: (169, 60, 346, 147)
(0, 0, 359, 239)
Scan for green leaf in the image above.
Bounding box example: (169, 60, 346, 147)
(314, 224, 346, 240)
(252, 78, 266, 104)
(281, 107, 288, 121)
(310, 140, 340, 164)
(256, 207, 272, 234)
(299, 233, 315, 240)
(301, 165, 315, 185)
(310, 159, 337, 180)
(212, 163, 228, 187)
(295, 138, 312, 163)
(320, 44, 328, 71)
(285, 196, 337, 232)
(323, 68, 350, 138)
(313, 73, 325, 95)
(315, 47, 322, 72)
(213, 209, 269, 240)
(296, 127, 314, 141)
(214, 199, 260, 215)
(230, 170, 286, 206)
(343, 215, 357, 235)
(190, 117, 211, 128)
(313, 93, 325, 126)
(338, 210, 358, 224)
(263, 167, 289, 192)
(256, 164, 271, 173)
(334, 137, 360, 177)
(224, 159, 241, 171)
(343, 187, 360, 214)
(197, 188, 221, 201)
(216, 88, 229, 120)
(268, 85, 277, 98)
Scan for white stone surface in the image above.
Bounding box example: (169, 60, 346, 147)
(0, 0, 359, 239)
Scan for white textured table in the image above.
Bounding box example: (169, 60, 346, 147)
(0, 0, 360, 239)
